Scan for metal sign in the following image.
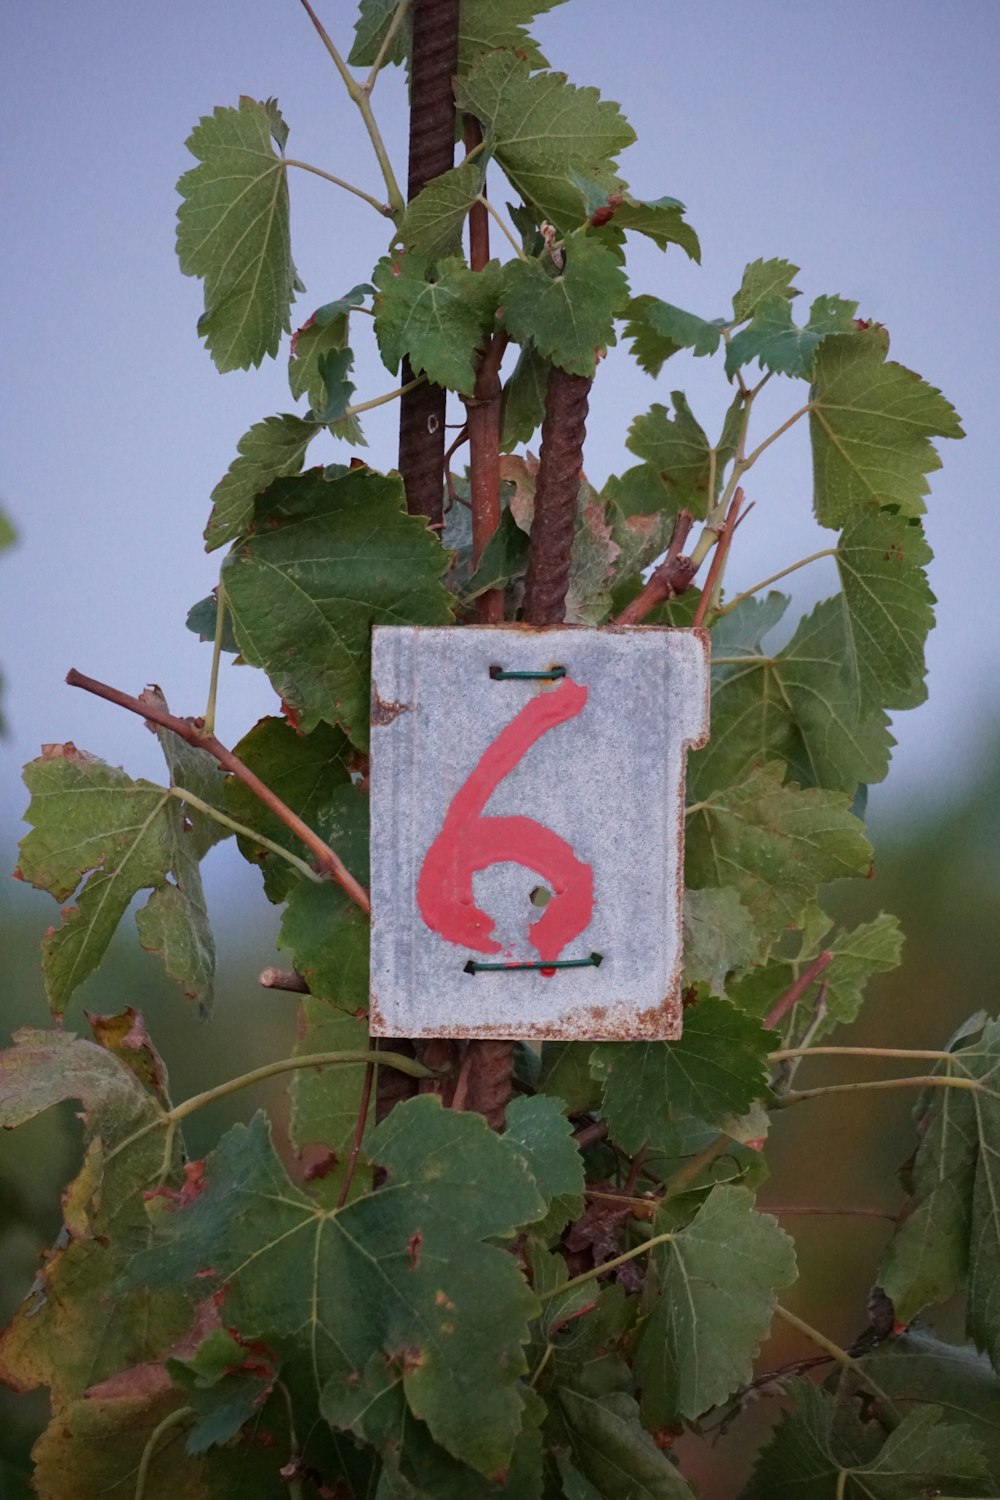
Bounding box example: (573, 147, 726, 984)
(369, 625, 709, 1041)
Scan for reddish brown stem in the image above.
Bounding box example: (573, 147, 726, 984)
(763, 950, 834, 1032)
(611, 510, 696, 626)
(573, 1119, 609, 1150)
(691, 487, 744, 629)
(65, 668, 371, 915)
(259, 968, 310, 994)
(336, 1060, 374, 1209)
(520, 367, 592, 625)
(396, 0, 460, 525)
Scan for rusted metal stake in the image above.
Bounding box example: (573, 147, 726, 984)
(396, 0, 460, 527)
(382, 0, 463, 1123)
(520, 367, 593, 624)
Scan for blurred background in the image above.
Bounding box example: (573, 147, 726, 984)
(2, 2, 998, 1493)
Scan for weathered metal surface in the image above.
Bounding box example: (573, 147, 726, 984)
(369, 625, 710, 1041)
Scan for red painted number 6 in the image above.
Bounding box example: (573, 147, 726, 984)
(416, 678, 595, 969)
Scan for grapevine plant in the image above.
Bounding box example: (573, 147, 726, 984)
(3, 2, 996, 1496)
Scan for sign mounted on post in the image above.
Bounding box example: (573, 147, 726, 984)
(369, 626, 710, 1041)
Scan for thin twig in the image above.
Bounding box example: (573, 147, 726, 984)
(763, 951, 833, 1032)
(773, 1304, 900, 1416)
(449, 1046, 475, 1111)
(769, 1045, 959, 1064)
(66, 668, 370, 914)
(337, 1060, 375, 1208)
(763, 1204, 897, 1222)
(259, 967, 310, 993)
(203, 580, 227, 737)
(573, 1119, 609, 1150)
(363, 0, 411, 92)
(295, 0, 405, 213)
(692, 487, 744, 628)
(774, 1075, 980, 1109)
(134, 1407, 195, 1500)
(611, 510, 696, 626)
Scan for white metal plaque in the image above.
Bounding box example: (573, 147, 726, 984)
(369, 626, 709, 1041)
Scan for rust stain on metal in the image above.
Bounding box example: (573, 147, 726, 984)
(369, 625, 711, 1042)
(371, 683, 412, 728)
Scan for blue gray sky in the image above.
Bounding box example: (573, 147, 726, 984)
(3, 0, 997, 901)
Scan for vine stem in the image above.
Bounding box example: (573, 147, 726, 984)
(713, 548, 837, 619)
(773, 1304, 900, 1416)
(168, 787, 323, 887)
(541, 1229, 676, 1302)
(775, 1075, 981, 1108)
(742, 404, 810, 468)
(611, 510, 696, 626)
(284, 159, 392, 216)
(65, 668, 371, 914)
(134, 1407, 194, 1500)
(337, 1060, 375, 1209)
(763, 1204, 897, 1222)
(363, 0, 411, 91)
(202, 581, 227, 737)
(295, 0, 405, 214)
(345, 376, 424, 419)
(763, 951, 833, 1032)
(768, 1045, 959, 1064)
(477, 196, 526, 259)
(691, 487, 744, 628)
(105, 1049, 436, 1170)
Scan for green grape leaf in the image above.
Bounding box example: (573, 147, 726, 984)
(835, 508, 935, 711)
(504, 1095, 585, 1240)
(129, 1100, 545, 1477)
(592, 998, 774, 1153)
(456, 0, 569, 70)
(552, 1388, 696, 1497)
(732, 257, 800, 323)
(203, 412, 317, 552)
(16, 735, 223, 1014)
(456, 51, 635, 230)
(731, 912, 903, 1035)
(349, 0, 411, 67)
(222, 467, 453, 747)
(694, 595, 894, 796)
(536, 1042, 602, 1114)
(0, 503, 15, 551)
(222, 715, 355, 901)
(373, 252, 500, 395)
(0, 1027, 188, 1407)
(186, 591, 240, 652)
(176, 98, 298, 372)
(682, 886, 758, 998)
(685, 763, 872, 960)
(500, 234, 629, 377)
(623, 294, 723, 375)
(635, 1186, 796, 1422)
(809, 328, 964, 528)
(625, 395, 715, 518)
(290, 1004, 372, 1207)
(288, 308, 367, 446)
(857, 1330, 1000, 1486)
(166, 1328, 278, 1455)
(463, 505, 530, 599)
(398, 160, 487, 264)
(500, 342, 549, 450)
(725, 293, 859, 379)
(606, 195, 700, 260)
(278, 878, 370, 1012)
(349, 0, 569, 72)
(747, 1378, 990, 1499)
(880, 1016, 1000, 1362)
